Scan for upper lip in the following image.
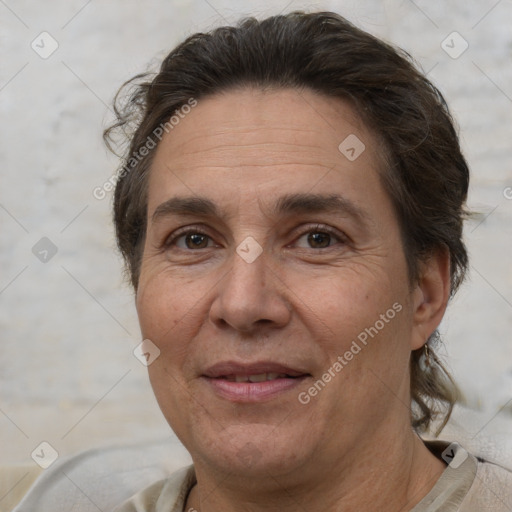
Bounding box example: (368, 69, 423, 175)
(202, 361, 309, 378)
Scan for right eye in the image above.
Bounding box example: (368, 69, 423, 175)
(165, 229, 215, 250)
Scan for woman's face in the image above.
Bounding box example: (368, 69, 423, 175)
(136, 87, 430, 482)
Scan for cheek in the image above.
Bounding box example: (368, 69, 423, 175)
(295, 266, 399, 334)
(136, 273, 193, 372)
(297, 265, 412, 384)
(136, 276, 199, 434)
(136, 264, 225, 406)
(136, 263, 204, 336)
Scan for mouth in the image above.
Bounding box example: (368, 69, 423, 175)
(202, 361, 310, 402)
(221, 372, 300, 382)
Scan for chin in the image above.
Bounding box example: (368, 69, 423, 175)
(191, 424, 310, 478)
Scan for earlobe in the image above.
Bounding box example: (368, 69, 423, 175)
(410, 248, 451, 351)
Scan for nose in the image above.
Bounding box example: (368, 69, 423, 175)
(209, 245, 292, 333)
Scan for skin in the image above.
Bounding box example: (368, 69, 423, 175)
(136, 87, 450, 512)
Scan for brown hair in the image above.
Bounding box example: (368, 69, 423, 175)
(104, 11, 469, 433)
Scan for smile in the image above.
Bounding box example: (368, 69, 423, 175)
(202, 362, 310, 402)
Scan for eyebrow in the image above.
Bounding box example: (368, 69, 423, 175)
(151, 193, 370, 226)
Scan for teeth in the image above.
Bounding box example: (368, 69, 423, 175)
(225, 373, 289, 383)
(248, 373, 267, 383)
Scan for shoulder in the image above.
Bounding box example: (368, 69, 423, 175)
(460, 458, 512, 511)
(0, 465, 43, 511)
(8, 438, 191, 512)
(113, 465, 196, 512)
(416, 439, 512, 511)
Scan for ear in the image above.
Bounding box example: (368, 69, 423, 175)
(410, 247, 451, 351)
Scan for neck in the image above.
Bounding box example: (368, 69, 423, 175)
(185, 427, 446, 512)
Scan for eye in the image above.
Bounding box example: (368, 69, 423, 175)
(294, 226, 345, 249)
(166, 229, 215, 250)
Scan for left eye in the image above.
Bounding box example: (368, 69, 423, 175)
(295, 230, 341, 249)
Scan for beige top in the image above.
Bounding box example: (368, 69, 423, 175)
(113, 441, 512, 511)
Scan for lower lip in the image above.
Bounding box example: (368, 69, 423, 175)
(203, 376, 308, 402)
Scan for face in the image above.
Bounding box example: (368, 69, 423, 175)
(136, 87, 423, 483)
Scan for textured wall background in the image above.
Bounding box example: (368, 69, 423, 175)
(1, 0, 511, 466)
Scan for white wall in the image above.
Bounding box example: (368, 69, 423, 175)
(1, 0, 511, 465)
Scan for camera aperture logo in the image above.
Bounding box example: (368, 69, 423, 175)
(133, 339, 161, 366)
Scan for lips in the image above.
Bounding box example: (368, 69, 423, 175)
(202, 361, 310, 402)
(203, 361, 306, 378)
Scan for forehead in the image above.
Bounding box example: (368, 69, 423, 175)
(155, 87, 370, 162)
(146, 87, 388, 219)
